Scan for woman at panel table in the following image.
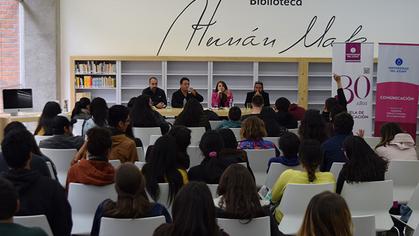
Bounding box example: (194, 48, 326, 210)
(211, 81, 233, 108)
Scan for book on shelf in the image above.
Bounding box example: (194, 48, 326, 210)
(75, 92, 91, 101)
(75, 61, 116, 74)
(75, 76, 116, 88)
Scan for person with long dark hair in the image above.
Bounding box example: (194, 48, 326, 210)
(274, 97, 298, 129)
(82, 97, 108, 135)
(260, 106, 287, 137)
(142, 135, 188, 206)
(189, 131, 243, 184)
(174, 98, 210, 130)
(131, 94, 170, 134)
(216, 164, 282, 236)
(267, 132, 300, 171)
(336, 136, 388, 194)
(271, 139, 335, 223)
(71, 97, 91, 120)
(34, 101, 62, 135)
(298, 109, 328, 143)
(297, 191, 352, 236)
(375, 122, 417, 161)
(153, 182, 228, 236)
(91, 163, 171, 236)
(211, 80, 233, 108)
(168, 125, 191, 169)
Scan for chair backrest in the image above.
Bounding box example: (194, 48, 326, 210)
(99, 216, 166, 236)
(72, 119, 85, 136)
(68, 183, 116, 216)
(35, 135, 52, 145)
(278, 183, 335, 235)
(40, 148, 77, 186)
(341, 180, 393, 231)
(134, 161, 145, 170)
(209, 120, 223, 130)
(14, 215, 53, 236)
(149, 135, 162, 146)
(136, 147, 144, 162)
(364, 136, 381, 149)
(188, 127, 206, 146)
(187, 146, 204, 168)
(132, 127, 161, 147)
(207, 184, 219, 198)
(45, 161, 56, 180)
(217, 216, 270, 236)
(147, 183, 171, 210)
(288, 128, 299, 136)
(352, 215, 376, 236)
(413, 221, 419, 236)
(407, 183, 419, 230)
(109, 159, 121, 169)
(264, 163, 303, 189)
(385, 160, 419, 202)
(264, 137, 280, 146)
(245, 149, 276, 186)
(330, 162, 345, 179)
(229, 128, 241, 141)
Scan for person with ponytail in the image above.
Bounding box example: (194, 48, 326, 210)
(91, 163, 172, 236)
(71, 97, 91, 120)
(188, 130, 243, 184)
(271, 139, 335, 223)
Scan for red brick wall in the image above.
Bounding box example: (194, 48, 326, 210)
(0, 0, 19, 110)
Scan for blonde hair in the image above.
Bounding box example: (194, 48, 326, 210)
(297, 191, 353, 236)
(240, 116, 267, 140)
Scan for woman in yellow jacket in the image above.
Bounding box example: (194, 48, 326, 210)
(271, 139, 336, 223)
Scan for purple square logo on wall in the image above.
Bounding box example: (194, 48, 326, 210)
(345, 43, 361, 62)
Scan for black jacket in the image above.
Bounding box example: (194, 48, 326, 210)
(2, 169, 72, 236)
(276, 111, 298, 129)
(245, 91, 270, 107)
(171, 89, 204, 108)
(0, 153, 54, 179)
(142, 87, 167, 106)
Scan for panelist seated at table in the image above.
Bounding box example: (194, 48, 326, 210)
(211, 80, 233, 108)
(141, 76, 167, 109)
(171, 77, 204, 108)
(244, 81, 270, 107)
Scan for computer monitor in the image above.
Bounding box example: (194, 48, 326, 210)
(3, 89, 33, 115)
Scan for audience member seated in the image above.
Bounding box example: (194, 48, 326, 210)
(66, 127, 115, 189)
(127, 96, 138, 111)
(241, 95, 264, 121)
(82, 97, 109, 136)
(297, 191, 352, 236)
(34, 101, 62, 136)
(171, 77, 204, 108)
(322, 74, 347, 123)
(321, 112, 354, 171)
(298, 109, 328, 143)
(108, 105, 139, 163)
(260, 106, 287, 137)
(174, 98, 210, 131)
(39, 116, 84, 150)
(336, 136, 388, 194)
(217, 106, 242, 129)
(274, 97, 298, 129)
(0, 177, 48, 236)
(153, 182, 228, 236)
(218, 128, 252, 173)
(215, 164, 283, 236)
(0, 122, 52, 178)
(267, 132, 300, 171)
(168, 126, 191, 169)
(245, 81, 270, 107)
(271, 139, 335, 223)
(131, 95, 170, 134)
(211, 80, 233, 108)
(71, 97, 91, 120)
(375, 122, 418, 161)
(189, 131, 243, 184)
(142, 135, 188, 206)
(91, 163, 172, 236)
(238, 116, 279, 156)
(288, 103, 306, 121)
(1, 129, 72, 236)
(142, 77, 167, 109)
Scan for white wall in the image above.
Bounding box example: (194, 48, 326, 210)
(60, 0, 419, 102)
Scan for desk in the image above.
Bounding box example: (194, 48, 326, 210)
(0, 112, 42, 141)
(156, 107, 252, 117)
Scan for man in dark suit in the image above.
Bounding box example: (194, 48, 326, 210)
(141, 77, 167, 109)
(171, 77, 204, 108)
(245, 81, 270, 107)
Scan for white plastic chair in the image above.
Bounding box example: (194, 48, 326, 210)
(330, 162, 345, 179)
(35, 135, 52, 145)
(413, 222, 419, 236)
(108, 159, 121, 169)
(385, 160, 419, 203)
(72, 119, 85, 136)
(229, 128, 241, 141)
(134, 161, 146, 170)
(209, 120, 223, 130)
(187, 146, 204, 168)
(149, 134, 162, 146)
(406, 183, 419, 232)
(364, 136, 381, 149)
(68, 183, 117, 235)
(208, 184, 219, 198)
(40, 148, 77, 186)
(14, 215, 53, 236)
(341, 180, 394, 232)
(99, 216, 166, 236)
(277, 183, 335, 235)
(288, 128, 299, 136)
(136, 147, 144, 162)
(217, 216, 270, 236)
(45, 161, 56, 180)
(352, 215, 376, 236)
(132, 127, 161, 148)
(188, 127, 206, 146)
(147, 183, 172, 210)
(264, 163, 302, 189)
(245, 149, 276, 186)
